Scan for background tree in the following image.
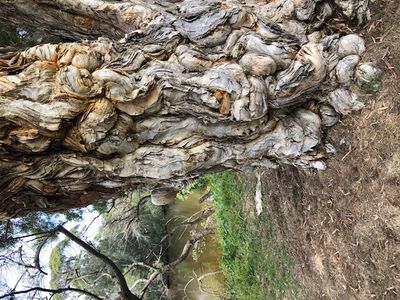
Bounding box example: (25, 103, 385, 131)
(0, 191, 215, 300)
(70, 194, 169, 299)
(0, 210, 83, 250)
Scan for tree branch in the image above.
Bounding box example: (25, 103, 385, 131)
(140, 228, 214, 299)
(0, 254, 39, 273)
(144, 207, 213, 263)
(124, 261, 160, 276)
(34, 234, 53, 275)
(163, 228, 214, 272)
(56, 226, 140, 300)
(126, 195, 151, 230)
(0, 286, 102, 300)
(11, 271, 26, 293)
(4, 230, 52, 242)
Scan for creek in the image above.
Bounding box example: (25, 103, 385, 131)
(166, 188, 225, 299)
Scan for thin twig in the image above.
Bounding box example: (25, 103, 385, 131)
(125, 195, 151, 230)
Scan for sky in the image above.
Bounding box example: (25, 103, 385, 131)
(1, 208, 102, 298)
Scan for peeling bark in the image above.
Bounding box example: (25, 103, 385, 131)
(0, 0, 158, 40)
(0, 0, 374, 218)
(0, 0, 370, 41)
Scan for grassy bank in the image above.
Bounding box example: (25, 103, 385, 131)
(208, 172, 304, 299)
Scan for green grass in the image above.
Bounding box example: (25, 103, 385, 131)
(208, 172, 304, 300)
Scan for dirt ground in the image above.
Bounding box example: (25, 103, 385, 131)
(261, 1, 400, 299)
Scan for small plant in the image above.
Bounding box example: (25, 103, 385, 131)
(176, 177, 209, 201)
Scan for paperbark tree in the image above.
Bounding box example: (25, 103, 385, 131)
(0, 0, 377, 218)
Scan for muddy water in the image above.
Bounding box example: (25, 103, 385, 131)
(166, 189, 225, 299)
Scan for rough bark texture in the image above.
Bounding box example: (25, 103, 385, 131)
(0, 0, 157, 40)
(0, 0, 371, 41)
(0, 0, 374, 218)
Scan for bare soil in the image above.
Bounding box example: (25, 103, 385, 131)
(261, 1, 400, 299)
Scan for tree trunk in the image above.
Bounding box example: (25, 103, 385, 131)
(0, 0, 158, 40)
(0, 0, 373, 218)
(0, 1, 371, 41)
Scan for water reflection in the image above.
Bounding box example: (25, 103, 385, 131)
(166, 189, 225, 299)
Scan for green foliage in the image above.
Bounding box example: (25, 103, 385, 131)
(0, 23, 37, 47)
(49, 245, 63, 293)
(71, 195, 168, 298)
(209, 172, 304, 299)
(176, 177, 208, 201)
(49, 238, 70, 300)
(0, 22, 63, 48)
(63, 209, 84, 222)
(91, 200, 110, 214)
(0, 25, 16, 47)
(0, 211, 82, 250)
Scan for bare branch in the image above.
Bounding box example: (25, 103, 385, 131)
(11, 270, 27, 292)
(180, 208, 215, 226)
(140, 271, 161, 300)
(140, 228, 214, 299)
(80, 212, 103, 238)
(123, 262, 160, 276)
(0, 286, 102, 300)
(144, 207, 213, 263)
(4, 231, 52, 243)
(130, 279, 148, 291)
(198, 191, 212, 203)
(126, 195, 151, 230)
(193, 270, 223, 295)
(164, 228, 214, 272)
(56, 226, 140, 300)
(106, 199, 116, 214)
(34, 235, 54, 275)
(0, 254, 38, 273)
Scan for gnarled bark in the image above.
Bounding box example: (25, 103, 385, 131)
(0, 0, 375, 218)
(0, 0, 158, 40)
(0, 0, 370, 41)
